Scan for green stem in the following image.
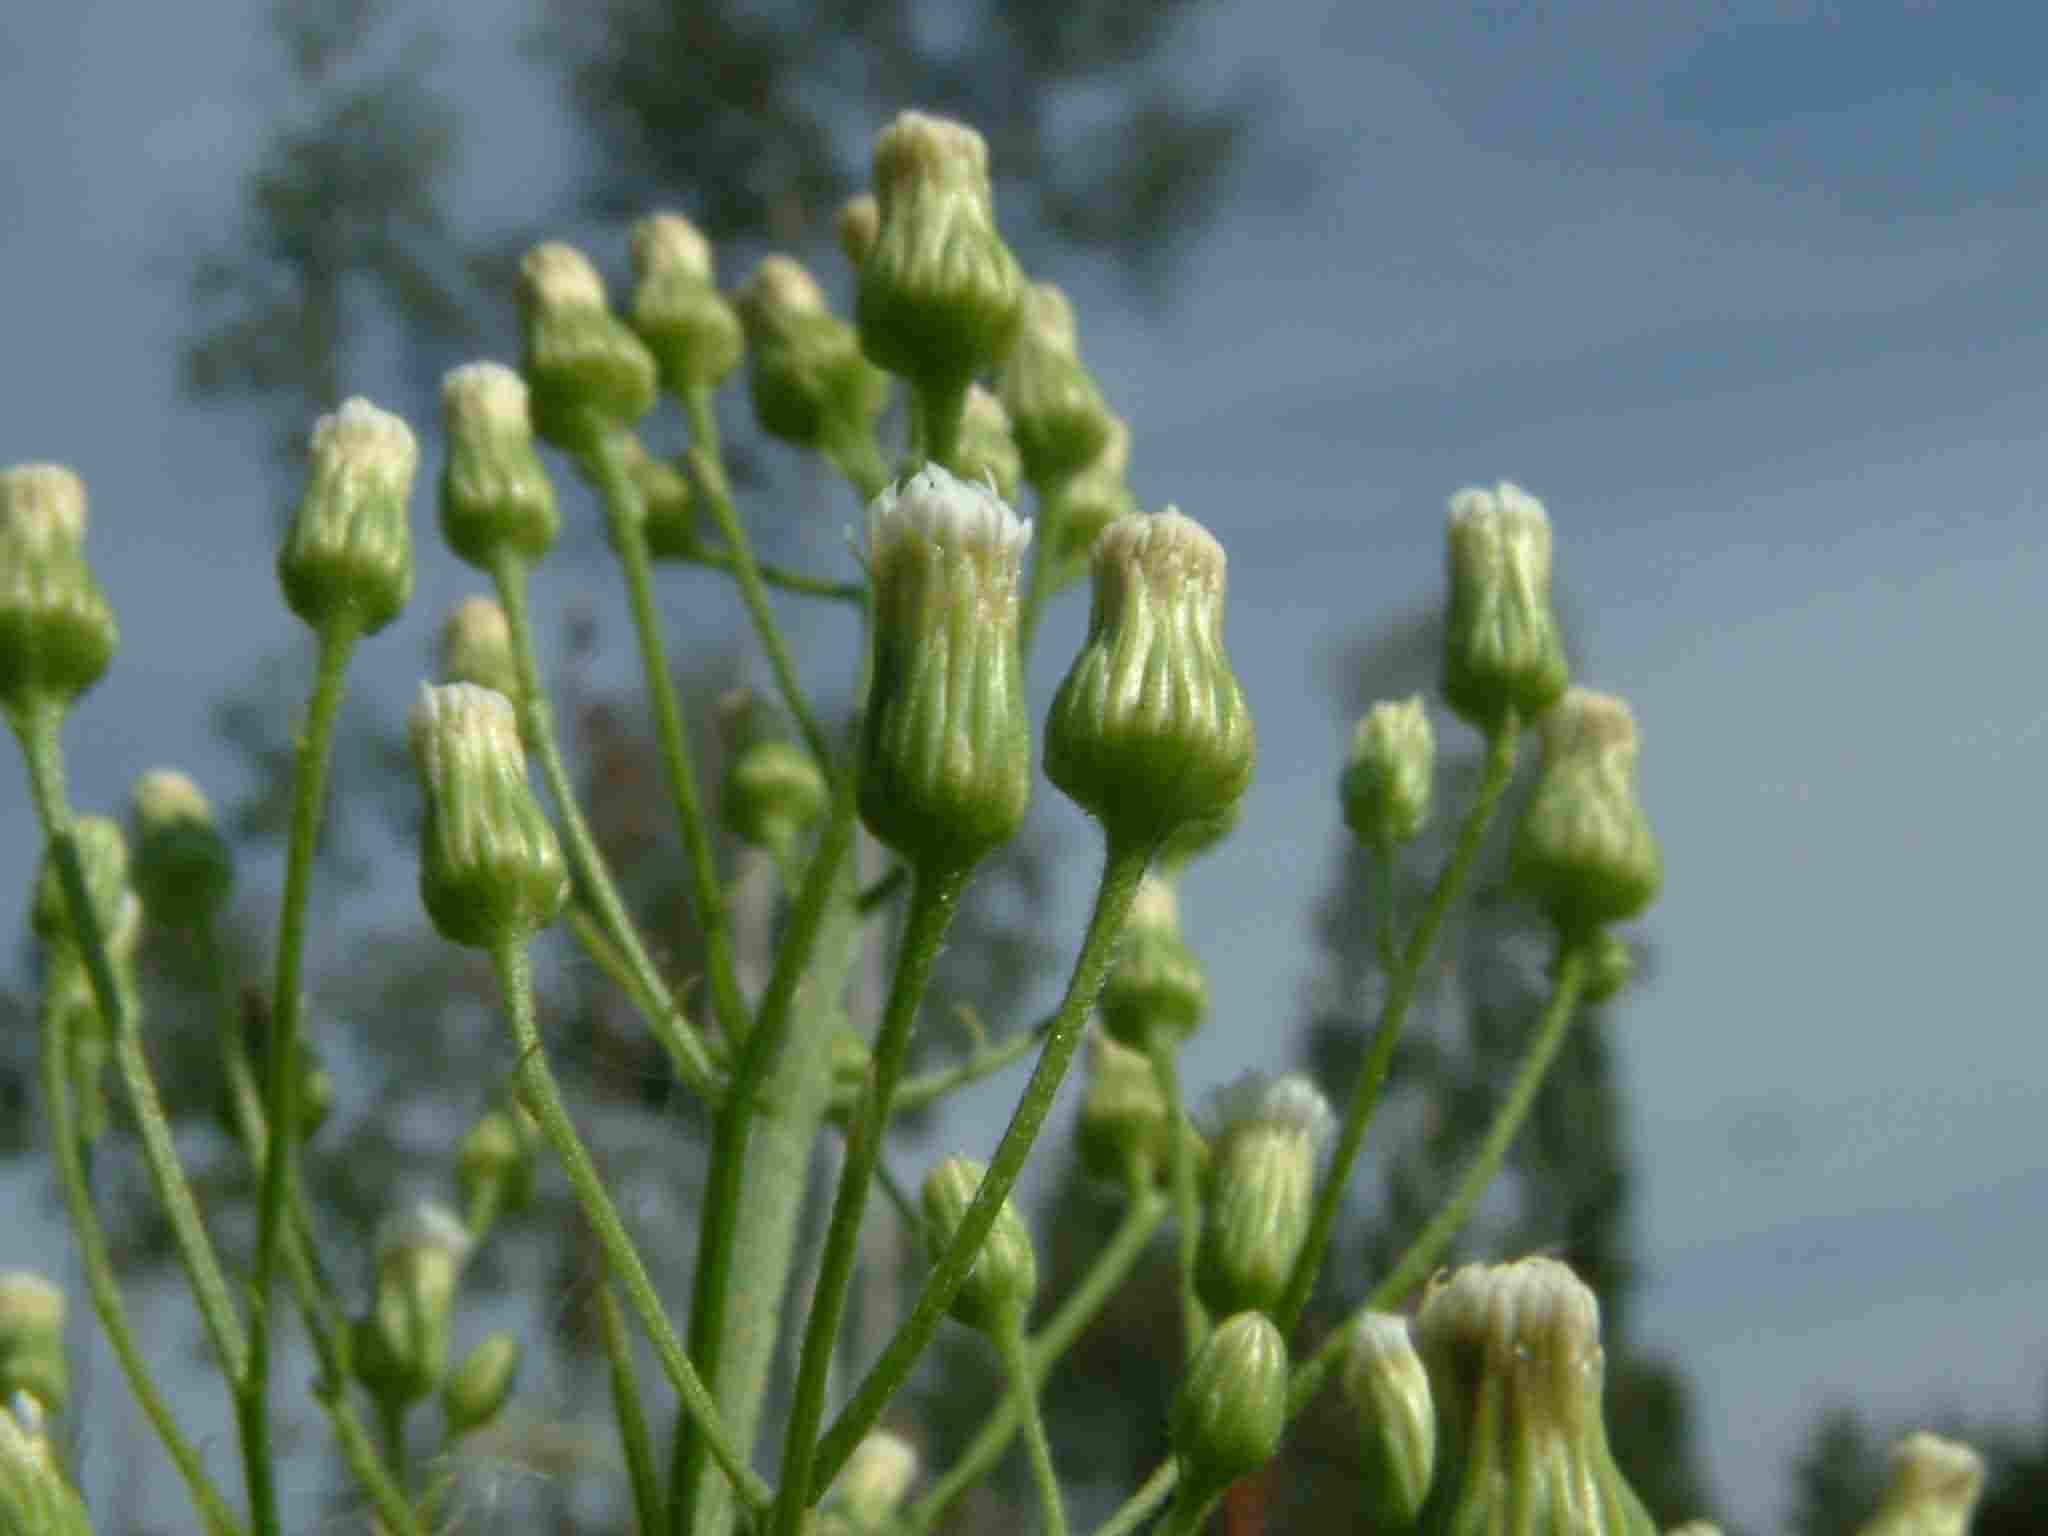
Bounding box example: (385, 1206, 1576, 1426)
(599, 1282, 665, 1536)
(1289, 938, 1592, 1413)
(1156, 1486, 1212, 1536)
(490, 550, 721, 1095)
(908, 1192, 1166, 1532)
(379, 1399, 409, 1502)
(768, 862, 970, 1536)
(810, 835, 1154, 1499)
(1089, 1460, 1179, 1536)
(684, 543, 867, 605)
(877, 1016, 1050, 1117)
(1275, 715, 1522, 1329)
(1017, 476, 1069, 661)
(1146, 1034, 1207, 1364)
(996, 1311, 1067, 1536)
(914, 375, 969, 475)
(679, 391, 833, 766)
(489, 939, 770, 1513)
(31, 937, 245, 1536)
(821, 419, 893, 503)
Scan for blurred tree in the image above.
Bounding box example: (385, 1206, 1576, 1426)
(1790, 1394, 2048, 1536)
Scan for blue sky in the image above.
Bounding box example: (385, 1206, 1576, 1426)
(5, 0, 2047, 1528)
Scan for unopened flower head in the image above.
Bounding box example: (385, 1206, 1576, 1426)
(921, 1154, 1037, 1334)
(858, 466, 1032, 873)
(1512, 688, 1661, 938)
(834, 1430, 920, 1530)
(1339, 1312, 1436, 1529)
(726, 734, 828, 859)
(857, 111, 1024, 388)
(443, 1331, 521, 1438)
(1859, 1432, 1984, 1536)
(277, 398, 418, 636)
(999, 282, 1112, 485)
(1342, 695, 1435, 848)
(438, 362, 559, 568)
(955, 384, 1024, 504)
(359, 1200, 473, 1405)
(1051, 415, 1137, 565)
(629, 212, 744, 396)
(836, 193, 880, 270)
(1077, 1031, 1176, 1192)
(1196, 1074, 1333, 1316)
(0, 1273, 67, 1414)
(0, 1390, 90, 1536)
(457, 1105, 535, 1234)
(437, 594, 520, 703)
(1442, 481, 1569, 729)
(129, 768, 232, 924)
(616, 434, 696, 559)
(516, 242, 658, 452)
(738, 255, 889, 450)
(31, 814, 129, 950)
(1412, 1256, 1656, 1536)
(1046, 510, 1254, 849)
(409, 683, 569, 949)
(1577, 928, 1636, 1004)
(1096, 874, 1206, 1049)
(1171, 1310, 1288, 1505)
(0, 464, 116, 718)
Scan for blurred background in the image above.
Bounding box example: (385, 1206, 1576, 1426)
(4, 0, 2047, 1530)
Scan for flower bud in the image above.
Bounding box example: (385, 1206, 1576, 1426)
(437, 595, 520, 703)
(1339, 1312, 1436, 1529)
(1342, 696, 1434, 848)
(1576, 929, 1636, 1004)
(921, 1155, 1037, 1333)
(37, 888, 140, 1144)
(457, 1106, 535, 1234)
(409, 683, 569, 949)
(1412, 1257, 1656, 1536)
(836, 194, 880, 270)
(856, 112, 1024, 388)
(297, 1051, 334, 1138)
(999, 283, 1111, 486)
(725, 732, 828, 860)
(1049, 416, 1137, 567)
(1512, 689, 1660, 939)
(0, 1392, 91, 1536)
(954, 385, 1023, 506)
(0, 1274, 66, 1414)
(628, 212, 743, 397)
(1171, 1310, 1288, 1505)
(356, 1201, 473, 1406)
(1196, 1074, 1333, 1317)
(858, 466, 1032, 873)
(438, 362, 559, 568)
(1442, 482, 1569, 730)
(0, 464, 116, 718)
(277, 399, 418, 636)
(1096, 876, 1206, 1050)
(443, 1331, 521, 1437)
(832, 1430, 920, 1530)
(1077, 1032, 1174, 1191)
(1858, 1433, 1984, 1536)
(515, 243, 658, 453)
(32, 814, 129, 949)
(1046, 511, 1253, 849)
(129, 769, 232, 925)
(616, 435, 696, 560)
(737, 256, 888, 451)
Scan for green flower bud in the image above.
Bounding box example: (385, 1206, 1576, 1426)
(1339, 1312, 1436, 1529)
(31, 814, 128, 949)
(356, 1201, 473, 1406)
(858, 466, 1032, 874)
(1196, 1074, 1333, 1317)
(443, 1331, 521, 1438)
(437, 595, 520, 703)
(831, 1430, 920, 1530)
(1096, 876, 1206, 1050)
(726, 737, 828, 860)
(1412, 1257, 1656, 1536)
(954, 385, 1024, 506)
(856, 112, 1024, 388)
(0, 1274, 67, 1414)
(1857, 1433, 1984, 1536)
(1512, 689, 1661, 939)
(438, 362, 559, 568)
(921, 1155, 1037, 1333)
(276, 399, 418, 636)
(409, 683, 570, 949)
(999, 282, 1111, 485)
(616, 435, 696, 560)
(297, 1051, 334, 1139)
(129, 769, 232, 925)
(37, 885, 140, 1145)
(1077, 1032, 1174, 1191)
(1576, 929, 1636, 1004)
(628, 212, 743, 397)
(1342, 696, 1435, 848)
(0, 1393, 92, 1536)
(830, 1028, 871, 1101)
(516, 243, 658, 453)
(1046, 511, 1254, 849)
(737, 256, 889, 451)
(1442, 482, 1569, 730)
(0, 464, 116, 719)
(1171, 1310, 1288, 1505)
(457, 1105, 534, 1234)
(836, 193, 880, 271)
(1050, 416, 1137, 567)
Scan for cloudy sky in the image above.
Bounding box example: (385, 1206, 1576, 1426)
(5, 0, 2046, 1528)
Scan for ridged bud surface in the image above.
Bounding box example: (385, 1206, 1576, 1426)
(1196, 1074, 1333, 1316)
(921, 1155, 1037, 1333)
(0, 464, 116, 717)
(738, 255, 888, 449)
(1171, 1310, 1288, 1504)
(0, 1273, 67, 1413)
(516, 243, 658, 451)
(1858, 1433, 1984, 1536)
(1512, 689, 1661, 938)
(629, 212, 743, 395)
(278, 399, 418, 636)
(129, 769, 232, 924)
(1442, 482, 1568, 729)
(1343, 695, 1435, 847)
(439, 363, 558, 567)
(1340, 1312, 1437, 1528)
(1000, 282, 1111, 484)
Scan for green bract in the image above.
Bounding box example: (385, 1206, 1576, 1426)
(1195, 1074, 1332, 1318)
(355, 1201, 472, 1407)
(129, 768, 232, 925)
(1171, 1310, 1288, 1505)
(1339, 1312, 1437, 1529)
(628, 212, 744, 397)
(1442, 481, 1568, 730)
(1342, 695, 1435, 848)
(516, 242, 658, 454)
(1096, 875, 1206, 1049)
(954, 384, 1024, 505)
(443, 1331, 521, 1438)
(276, 398, 418, 636)
(0, 464, 116, 720)
(922, 1155, 1037, 1334)
(0, 1273, 67, 1414)
(436, 594, 520, 702)
(999, 282, 1112, 485)
(1077, 1032, 1176, 1192)
(1512, 688, 1661, 939)
(738, 255, 889, 452)
(438, 362, 559, 567)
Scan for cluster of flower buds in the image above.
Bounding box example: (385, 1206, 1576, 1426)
(1171, 1310, 1288, 1507)
(628, 212, 743, 400)
(439, 362, 559, 571)
(0, 1390, 91, 1536)
(0, 464, 116, 724)
(515, 243, 658, 456)
(128, 768, 232, 927)
(1196, 1074, 1334, 1318)
(354, 1200, 474, 1408)
(921, 1155, 1038, 1336)
(1342, 695, 1435, 850)
(276, 399, 419, 638)
(1339, 1312, 1436, 1528)
(1513, 688, 1661, 940)
(1441, 481, 1569, 731)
